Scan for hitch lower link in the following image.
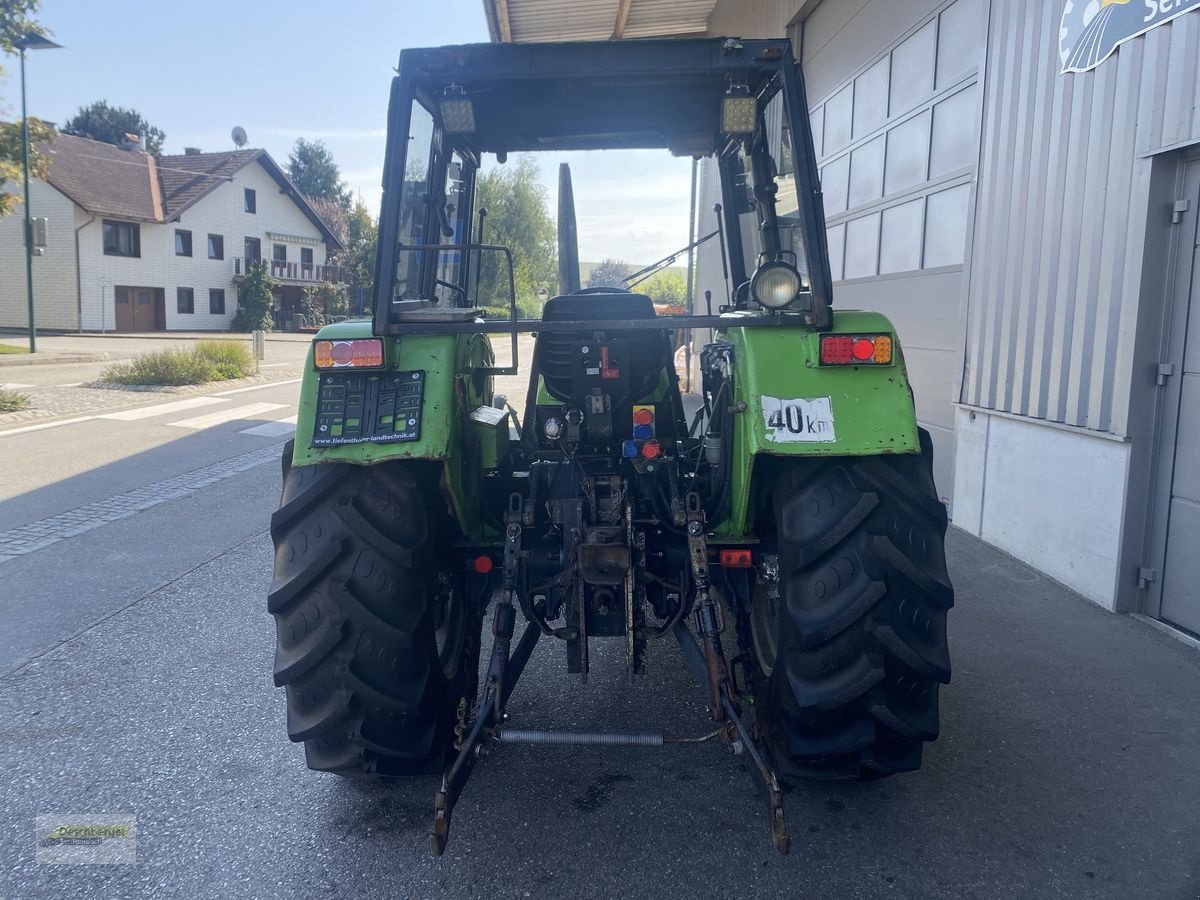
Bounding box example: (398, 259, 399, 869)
(429, 495, 791, 857)
(432, 515, 541, 856)
(682, 492, 790, 855)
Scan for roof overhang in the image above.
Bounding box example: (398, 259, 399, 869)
(482, 0, 719, 43)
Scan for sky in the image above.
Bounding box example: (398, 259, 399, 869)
(0, 0, 694, 264)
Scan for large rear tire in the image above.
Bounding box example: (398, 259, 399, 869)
(748, 429, 953, 781)
(269, 442, 481, 776)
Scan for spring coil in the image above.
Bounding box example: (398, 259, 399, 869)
(495, 728, 664, 747)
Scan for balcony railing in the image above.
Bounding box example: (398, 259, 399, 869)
(233, 257, 347, 284)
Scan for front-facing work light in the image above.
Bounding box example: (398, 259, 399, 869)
(440, 86, 475, 133)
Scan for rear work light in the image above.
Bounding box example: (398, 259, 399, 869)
(314, 338, 385, 370)
(819, 334, 893, 366)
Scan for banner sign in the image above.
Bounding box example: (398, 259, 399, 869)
(1060, 0, 1200, 73)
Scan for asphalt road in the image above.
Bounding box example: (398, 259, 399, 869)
(1, 348, 1198, 898)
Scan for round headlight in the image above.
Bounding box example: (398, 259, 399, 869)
(751, 263, 801, 309)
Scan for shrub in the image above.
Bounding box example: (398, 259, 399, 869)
(0, 388, 30, 412)
(101, 342, 254, 386)
(231, 261, 275, 332)
(194, 340, 255, 380)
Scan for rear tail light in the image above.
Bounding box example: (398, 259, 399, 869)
(314, 338, 384, 370)
(718, 548, 753, 568)
(819, 334, 894, 366)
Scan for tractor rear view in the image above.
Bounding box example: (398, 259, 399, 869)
(267, 37, 953, 855)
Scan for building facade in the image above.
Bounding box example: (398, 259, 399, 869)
(484, 0, 1200, 639)
(0, 133, 344, 334)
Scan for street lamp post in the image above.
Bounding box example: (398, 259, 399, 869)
(17, 32, 63, 354)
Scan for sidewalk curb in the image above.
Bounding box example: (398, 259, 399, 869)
(1, 330, 312, 344)
(0, 352, 118, 368)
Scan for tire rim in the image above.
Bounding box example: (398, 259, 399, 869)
(432, 576, 466, 680)
(749, 575, 780, 679)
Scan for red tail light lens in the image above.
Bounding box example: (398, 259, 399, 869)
(314, 338, 384, 370)
(819, 334, 893, 366)
(719, 548, 753, 568)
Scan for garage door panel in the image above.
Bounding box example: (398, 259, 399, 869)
(1161, 498, 1200, 635)
(1172, 372, 1200, 503)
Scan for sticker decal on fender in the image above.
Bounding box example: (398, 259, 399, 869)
(761, 396, 836, 443)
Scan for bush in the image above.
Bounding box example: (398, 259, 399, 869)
(0, 388, 30, 412)
(231, 261, 275, 332)
(194, 340, 255, 380)
(101, 342, 254, 386)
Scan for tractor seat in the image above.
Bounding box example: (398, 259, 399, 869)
(541, 291, 657, 322)
(535, 290, 673, 405)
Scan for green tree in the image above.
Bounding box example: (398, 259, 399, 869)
(474, 156, 557, 317)
(231, 262, 275, 332)
(303, 283, 351, 326)
(0, 117, 52, 217)
(346, 201, 377, 306)
(637, 269, 687, 306)
(0, 0, 53, 217)
(586, 258, 632, 289)
(287, 138, 350, 209)
(62, 101, 165, 155)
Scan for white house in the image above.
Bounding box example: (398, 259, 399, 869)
(0, 132, 344, 333)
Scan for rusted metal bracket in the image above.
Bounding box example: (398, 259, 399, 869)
(673, 620, 791, 855)
(432, 517, 539, 857)
(684, 491, 733, 721)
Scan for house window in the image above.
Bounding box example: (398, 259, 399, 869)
(301, 246, 313, 276)
(272, 243, 287, 262)
(245, 237, 261, 264)
(208, 234, 224, 259)
(175, 229, 192, 257)
(209, 288, 226, 314)
(103, 220, 140, 257)
(177, 287, 195, 314)
(244, 188, 256, 213)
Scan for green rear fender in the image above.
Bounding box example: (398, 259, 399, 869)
(290, 320, 494, 539)
(718, 309, 920, 538)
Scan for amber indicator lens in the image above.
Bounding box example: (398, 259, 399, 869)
(314, 338, 385, 370)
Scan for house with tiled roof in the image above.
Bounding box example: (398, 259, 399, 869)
(0, 132, 345, 332)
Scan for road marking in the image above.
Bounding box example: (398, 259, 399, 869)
(239, 415, 297, 438)
(0, 415, 97, 438)
(0, 379, 301, 439)
(0, 442, 285, 562)
(212, 378, 302, 397)
(0, 382, 35, 389)
(169, 402, 287, 430)
(98, 396, 229, 421)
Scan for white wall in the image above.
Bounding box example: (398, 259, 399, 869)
(952, 407, 1130, 608)
(0, 179, 81, 331)
(76, 159, 329, 332)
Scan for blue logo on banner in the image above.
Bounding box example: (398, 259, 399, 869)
(1060, 0, 1200, 73)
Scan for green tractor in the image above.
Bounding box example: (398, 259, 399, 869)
(268, 37, 952, 855)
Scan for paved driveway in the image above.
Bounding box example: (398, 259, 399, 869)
(1, 517, 1196, 898)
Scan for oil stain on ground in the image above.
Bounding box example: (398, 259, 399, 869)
(572, 773, 633, 813)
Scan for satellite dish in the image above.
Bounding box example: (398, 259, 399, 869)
(231, 126, 248, 148)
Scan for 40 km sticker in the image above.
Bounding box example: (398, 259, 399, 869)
(761, 396, 836, 443)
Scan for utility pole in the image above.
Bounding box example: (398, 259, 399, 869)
(17, 33, 64, 353)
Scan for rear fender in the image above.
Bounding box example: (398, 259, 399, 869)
(718, 310, 920, 537)
(290, 320, 494, 538)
